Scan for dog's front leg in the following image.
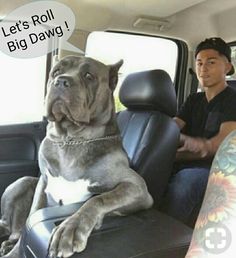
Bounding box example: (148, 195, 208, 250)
(48, 180, 152, 258)
(0, 176, 47, 258)
(29, 175, 47, 215)
(0, 177, 38, 257)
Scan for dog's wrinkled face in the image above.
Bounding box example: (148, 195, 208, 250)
(46, 56, 123, 125)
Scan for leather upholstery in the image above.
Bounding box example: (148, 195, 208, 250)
(117, 69, 179, 206)
(21, 204, 192, 258)
(119, 69, 177, 116)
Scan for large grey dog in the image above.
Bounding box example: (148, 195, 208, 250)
(0, 56, 153, 258)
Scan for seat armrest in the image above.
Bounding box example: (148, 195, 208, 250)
(21, 205, 192, 258)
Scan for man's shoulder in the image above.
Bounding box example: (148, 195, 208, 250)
(221, 87, 236, 105)
(192, 91, 205, 97)
(186, 91, 205, 102)
(225, 86, 236, 96)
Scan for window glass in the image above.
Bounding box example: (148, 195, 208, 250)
(228, 45, 236, 80)
(86, 31, 178, 111)
(0, 51, 47, 125)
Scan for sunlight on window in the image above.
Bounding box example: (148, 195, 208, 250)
(86, 32, 178, 111)
(230, 46, 236, 80)
(0, 51, 46, 125)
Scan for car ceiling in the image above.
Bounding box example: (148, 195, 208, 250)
(0, 0, 236, 48)
(0, 0, 206, 19)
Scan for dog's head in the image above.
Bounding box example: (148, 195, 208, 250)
(46, 56, 123, 126)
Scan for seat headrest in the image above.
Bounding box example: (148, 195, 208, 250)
(119, 69, 177, 117)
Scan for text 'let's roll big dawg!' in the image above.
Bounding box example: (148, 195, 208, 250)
(1, 9, 70, 53)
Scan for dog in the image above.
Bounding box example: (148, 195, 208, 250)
(0, 56, 153, 258)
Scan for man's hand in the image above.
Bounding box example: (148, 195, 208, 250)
(175, 121, 236, 162)
(177, 134, 212, 158)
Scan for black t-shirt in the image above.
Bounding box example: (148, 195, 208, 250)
(176, 86, 236, 168)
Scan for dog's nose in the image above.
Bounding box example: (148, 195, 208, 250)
(54, 76, 72, 88)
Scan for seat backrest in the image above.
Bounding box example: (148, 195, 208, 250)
(117, 69, 180, 207)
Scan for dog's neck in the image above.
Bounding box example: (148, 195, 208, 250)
(50, 134, 121, 148)
(46, 115, 120, 143)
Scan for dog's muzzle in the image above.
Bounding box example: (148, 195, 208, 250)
(46, 76, 75, 122)
(54, 76, 73, 89)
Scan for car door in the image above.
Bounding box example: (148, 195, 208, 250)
(0, 121, 46, 203)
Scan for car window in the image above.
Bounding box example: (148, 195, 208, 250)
(0, 51, 47, 125)
(85, 31, 178, 111)
(228, 45, 236, 80)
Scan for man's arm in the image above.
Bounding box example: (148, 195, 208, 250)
(185, 130, 236, 258)
(173, 117, 186, 130)
(176, 121, 236, 162)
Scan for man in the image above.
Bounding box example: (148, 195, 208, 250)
(161, 37, 236, 226)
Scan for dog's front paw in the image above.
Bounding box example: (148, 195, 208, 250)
(0, 239, 17, 256)
(48, 212, 100, 258)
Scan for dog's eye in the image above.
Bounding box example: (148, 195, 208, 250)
(84, 72, 94, 81)
(52, 69, 61, 77)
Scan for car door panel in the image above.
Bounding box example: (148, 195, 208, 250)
(0, 122, 46, 205)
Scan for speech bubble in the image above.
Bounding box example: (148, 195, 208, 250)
(0, 0, 84, 58)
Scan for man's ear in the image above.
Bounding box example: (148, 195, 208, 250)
(109, 60, 123, 91)
(226, 62, 233, 75)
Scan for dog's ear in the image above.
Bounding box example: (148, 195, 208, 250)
(52, 55, 60, 67)
(109, 59, 123, 91)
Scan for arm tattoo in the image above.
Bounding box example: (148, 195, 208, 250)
(186, 130, 236, 257)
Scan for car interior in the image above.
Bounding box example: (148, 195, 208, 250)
(0, 0, 236, 257)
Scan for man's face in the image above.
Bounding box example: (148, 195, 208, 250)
(195, 49, 232, 89)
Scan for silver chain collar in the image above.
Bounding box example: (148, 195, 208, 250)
(51, 134, 121, 148)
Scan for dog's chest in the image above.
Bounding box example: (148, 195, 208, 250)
(45, 170, 95, 205)
(44, 141, 99, 177)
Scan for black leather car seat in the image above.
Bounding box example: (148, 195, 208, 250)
(117, 69, 179, 206)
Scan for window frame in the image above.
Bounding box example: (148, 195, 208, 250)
(85, 30, 188, 109)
